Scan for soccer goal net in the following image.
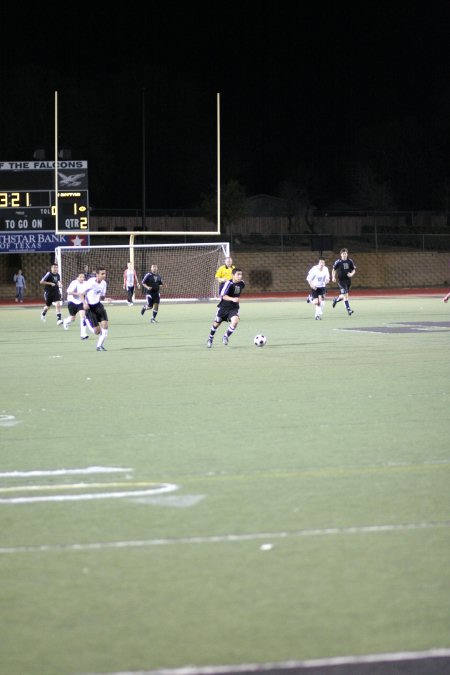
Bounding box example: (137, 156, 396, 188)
(55, 242, 230, 302)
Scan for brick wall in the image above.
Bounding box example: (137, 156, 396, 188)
(231, 250, 450, 292)
(1, 249, 449, 300)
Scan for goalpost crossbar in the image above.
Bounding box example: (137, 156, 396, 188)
(55, 242, 230, 303)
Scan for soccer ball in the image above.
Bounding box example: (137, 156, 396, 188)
(254, 334, 267, 347)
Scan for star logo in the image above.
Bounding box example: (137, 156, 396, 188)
(69, 235, 86, 247)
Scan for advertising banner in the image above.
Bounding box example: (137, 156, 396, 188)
(0, 231, 89, 253)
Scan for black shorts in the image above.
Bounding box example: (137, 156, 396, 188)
(337, 279, 351, 294)
(215, 306, 240, 323)
(145, 292, 160, 307)
(44, 290, 61, 306)
(86, 302, 108, 327)
(68, 301, 83, 317)
(311, 287, 327, 300)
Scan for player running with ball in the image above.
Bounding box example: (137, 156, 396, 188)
(206, 268, 245, 348)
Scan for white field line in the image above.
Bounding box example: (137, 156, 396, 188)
(82, 648, 450, 675)
(1, 459, 448, 481)
(0, 520, 448, 554)
(0, 481, 170, 493)
(0, 466, 132, 478)
(0, 483, 178, 504)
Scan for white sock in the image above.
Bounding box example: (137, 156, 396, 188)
(97, 328, 108, 348)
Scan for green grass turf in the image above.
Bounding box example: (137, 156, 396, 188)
(0, 297, 449, 675)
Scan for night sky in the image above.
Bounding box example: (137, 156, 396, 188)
(1, 1, 449, 210)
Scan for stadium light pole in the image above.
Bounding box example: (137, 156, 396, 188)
(54, 91, 59, 234)
(217, 92, 221, 233)
(142, 86, 146, 232)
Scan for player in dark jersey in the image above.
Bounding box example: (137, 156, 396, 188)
(141, 264, 163, 323)
(206, 268, 245, 347)
(331, 248, 356, 315)
(40, 263, 63, 325)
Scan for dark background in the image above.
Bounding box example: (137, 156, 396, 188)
(1, 1, 449, 211)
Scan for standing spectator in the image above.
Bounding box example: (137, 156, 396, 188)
(141, 264, 163, 323)
(306, 257, 330, 320)
(206, 268, 245, 348)
(214, 256, 235, 295)
(13, 269, 26, 302)
(123, 261, 140, 305)
(331, 248, 356, 316)
(40, 263, 63, 324)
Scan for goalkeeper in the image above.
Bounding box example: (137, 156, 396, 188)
(206, 268, 245, 348)
(214, 256, 235, 295)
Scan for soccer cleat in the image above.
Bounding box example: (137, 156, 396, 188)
(63, 323, 69, 330)
(332, 298, 338, 308)
(151, 318, 157, 323)
(206, 338, 213, 348)
(222, 334, 229, 345)
(96, 345, 107, 351)
(140, 306, 146, 316)
(57, 319, 63, 326)
(348, 309, 354, 316)
(81, 336, 89, 340)
(315, 316, 321, 320)
(306, 295, 311, 304)
(40, 313, 46, 322)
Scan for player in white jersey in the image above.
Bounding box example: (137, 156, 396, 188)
(123, 261, 140, 305)
(79, 267, 110, 351)
(306, 258, 330, 320)
(63, 273, 89, 339)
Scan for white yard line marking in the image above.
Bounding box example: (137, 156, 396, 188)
(82, 648, 450, 674)
(0, 483, 178, 504)
(0, 481, 170, 493)
(0, 520, 447, 554)
(0, 466, 132, 478)
(1, 459, 448, 482)
(129, 495, 205, 507)
(0, 414, 18, 427)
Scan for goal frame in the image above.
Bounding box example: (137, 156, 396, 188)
(54, 93, 222, 236)
(55, 241, 230, 303)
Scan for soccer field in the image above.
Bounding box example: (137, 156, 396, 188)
(1, 297, 449, 675)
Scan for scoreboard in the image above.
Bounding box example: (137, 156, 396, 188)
(0, 161, 89, 233)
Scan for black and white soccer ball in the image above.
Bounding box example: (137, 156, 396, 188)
(254, 334, 267, 347)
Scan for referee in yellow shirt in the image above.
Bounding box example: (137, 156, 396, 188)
(215, 256, 235, 295)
